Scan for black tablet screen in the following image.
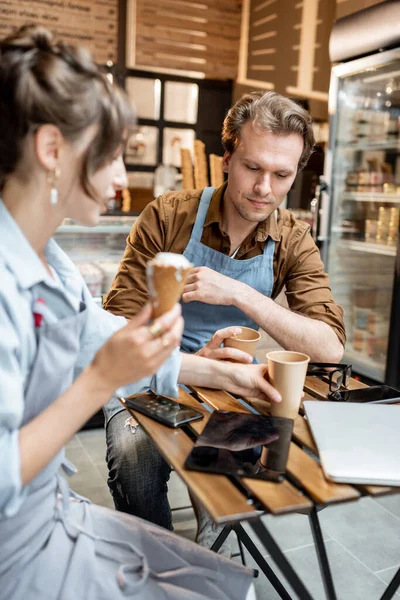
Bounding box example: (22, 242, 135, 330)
(184, 410, 293, 481)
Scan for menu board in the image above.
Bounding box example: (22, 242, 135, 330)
(0, 0, 118, 65)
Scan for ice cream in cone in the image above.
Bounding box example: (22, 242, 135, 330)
(146, 253, 193, 318)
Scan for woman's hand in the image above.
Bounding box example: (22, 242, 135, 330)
(91, 303, 184, 394)
(222, 363, 282, 404)
(196, 327, 253, 363)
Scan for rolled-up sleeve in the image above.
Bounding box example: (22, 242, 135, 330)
(274, 220, 346, 347)
(0, 304, 28, 517)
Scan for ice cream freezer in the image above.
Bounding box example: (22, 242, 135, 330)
(320, 5, 400, 387)
(54, 216, 137, 302)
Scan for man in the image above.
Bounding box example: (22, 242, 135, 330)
(103, 91, 345, 548)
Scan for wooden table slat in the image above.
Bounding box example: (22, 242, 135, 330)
(190, 387, 360, 505)
(304, 375, 368, 399)
(287, 443, 360, 504)
(123, 406, 258, 524)
(242, 478, 312, 515)
(190, 386, 249, 412)
(292, 415, 318, 453)
(186, 389, 313, 514)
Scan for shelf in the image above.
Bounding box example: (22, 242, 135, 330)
(344, 348, 385, 382)
(341, 192, 400, 203)
(57, 225, 134, 234)
(337, 239, 397, 256)
(337, 140, 400, 152)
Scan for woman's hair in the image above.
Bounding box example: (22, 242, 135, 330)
(0, 25, 135, 195)
(221, 91, 315, 171)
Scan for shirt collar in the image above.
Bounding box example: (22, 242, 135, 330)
(0, 198, 75, 291)
(204, 182, 281, 243)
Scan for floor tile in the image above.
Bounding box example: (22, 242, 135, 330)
(242, 538, 389, 600)
(65, 448, 105, 490)
(86, 486, 115, 510)
(375, 493, 400, 520)
(93, 460, 110, 484)
(171, 507, 197, 541)
(375, 565, 400, 597)
(261, 511, 331, 552)
(77, 429, 107, 463)
(65, 435, 82, 450)
(168, 471, 191, 510)
(318, 497, 400, 572)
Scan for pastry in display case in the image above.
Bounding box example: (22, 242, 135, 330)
(54, 216, 136, 303)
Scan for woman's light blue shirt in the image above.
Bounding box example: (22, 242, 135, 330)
(0, 199, 181, 517)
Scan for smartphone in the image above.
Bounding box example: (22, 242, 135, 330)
(328, 385, 400, 404)
(123, 393, 204, 428)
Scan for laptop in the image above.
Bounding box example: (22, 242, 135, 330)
(303, 401, 400, 486)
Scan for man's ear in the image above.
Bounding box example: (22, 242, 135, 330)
(222, 152, 231, 174)
(34, 124, 63, 171)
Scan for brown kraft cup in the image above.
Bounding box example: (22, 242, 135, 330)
(223, 326, 261, 359)
(267, 351, 310, 420)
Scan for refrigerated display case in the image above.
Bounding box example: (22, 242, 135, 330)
(54, 216, 136, 303)
(322, 48, 400, 386)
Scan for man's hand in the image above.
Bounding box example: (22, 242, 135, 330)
(197, 327, 253, 363)
(182, 266, 244, 306)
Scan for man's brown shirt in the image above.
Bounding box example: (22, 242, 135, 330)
(105, 183, 345, 347)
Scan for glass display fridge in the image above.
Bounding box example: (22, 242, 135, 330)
(321, 47, 400, 386)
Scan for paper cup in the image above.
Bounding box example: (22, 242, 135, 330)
(267, 351, 310, 420)
(223, 326, 261, 359)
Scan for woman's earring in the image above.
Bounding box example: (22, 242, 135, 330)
(47, 167, 60, 205)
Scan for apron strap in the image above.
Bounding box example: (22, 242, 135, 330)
(190, 187, 215, 243)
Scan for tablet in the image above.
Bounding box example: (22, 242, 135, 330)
(184, 410, 293, 482)
(328, 385, 400, 404)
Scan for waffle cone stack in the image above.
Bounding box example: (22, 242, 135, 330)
(180, 148, 195, 190)
(146, 253, 193, 318)
(194, 139, 209, 189)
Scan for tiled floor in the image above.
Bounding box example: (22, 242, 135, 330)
(66, 428, 400, 600)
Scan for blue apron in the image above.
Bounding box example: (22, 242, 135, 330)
(1, 285, 253, 600)
(181, 187, 275, 354)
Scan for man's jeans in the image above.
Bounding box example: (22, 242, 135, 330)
(105, 410, 173, 530)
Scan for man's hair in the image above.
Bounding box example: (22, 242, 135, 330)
(222, 91, 315, 170)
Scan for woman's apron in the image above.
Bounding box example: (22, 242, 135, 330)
(181, 187, 275, 354)
(0, 289, 253, 600)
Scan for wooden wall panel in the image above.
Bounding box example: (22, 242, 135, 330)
(0, 0, 118, 64)
(129, 0, 242, 79)
(313, 0, 336, 97)
(335, 0, 383, 19)
(237, 0, 335, 119)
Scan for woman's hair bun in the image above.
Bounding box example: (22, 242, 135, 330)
(28, 26, 54, 52)
(0, 24, 54, 55)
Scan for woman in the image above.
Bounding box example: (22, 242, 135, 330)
(0, 25, 281, 600)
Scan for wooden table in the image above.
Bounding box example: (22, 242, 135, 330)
(122, 377, 400, 600)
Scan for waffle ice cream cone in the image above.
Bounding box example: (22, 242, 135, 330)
(146, 253, 193, 318)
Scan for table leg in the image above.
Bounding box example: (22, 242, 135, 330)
(308, 507, 337, 600)
(209, 523, 234, 553)
(234, 523, 294, 600)
(379, 566, 400, 600)
(249, 518, 314, 600)
(236, 531, 247, 567)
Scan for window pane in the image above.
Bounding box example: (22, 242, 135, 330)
(125, 126, 159, 166)
(125, 77, 161, 120)
(164, 82, 199, 124)
(163, 128, 195, 167)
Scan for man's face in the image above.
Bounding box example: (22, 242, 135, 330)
(222, 121, 304, 224)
